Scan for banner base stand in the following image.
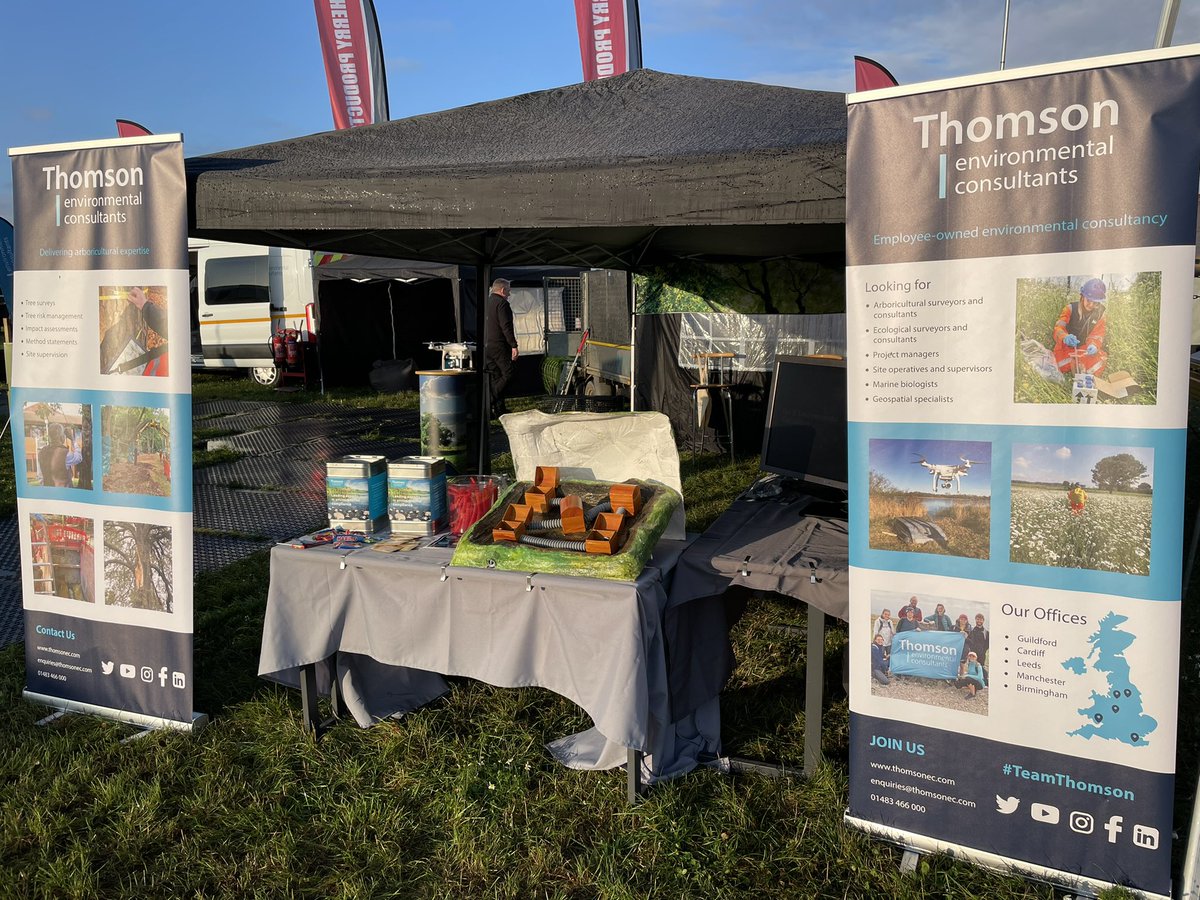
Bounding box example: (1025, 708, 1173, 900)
(34, 708, 70, 728)
(843, 813, 1170, 900)
(25, 691, 209, 735)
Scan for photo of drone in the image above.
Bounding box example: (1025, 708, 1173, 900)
(912, 454, 983, 494)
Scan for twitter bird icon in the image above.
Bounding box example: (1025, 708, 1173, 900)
(996, 796, 1020, 815)
(100, 660, 114, 675)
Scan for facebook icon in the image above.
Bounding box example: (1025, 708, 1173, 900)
(1104, 815, 1124, 844)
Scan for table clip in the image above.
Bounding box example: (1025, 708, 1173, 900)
(807, 560, 821, 584)
(740, 555, 752, 577)
(339, 556, 348, 570)
(526, 573, 537, 592)
(439, 564, 449, 582)
(487, 559, 497, 569)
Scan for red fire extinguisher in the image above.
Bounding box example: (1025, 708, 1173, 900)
(270, 330, 287, 365)
(284, 329, 301, 366)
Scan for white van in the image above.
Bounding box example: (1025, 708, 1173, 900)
(190, 239, 315, 387)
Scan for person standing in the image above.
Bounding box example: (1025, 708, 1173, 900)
(967, 614, 990, 681)
(484, 278, 519, 417)
(872, 608, 896, 651)
(925, 603, 952, 631)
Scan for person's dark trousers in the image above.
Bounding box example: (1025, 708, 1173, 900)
(484, 345, 514, 415)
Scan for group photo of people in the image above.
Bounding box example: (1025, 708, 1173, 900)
(869, 590, 991, 715)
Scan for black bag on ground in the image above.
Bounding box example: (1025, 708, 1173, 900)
(368, 358, 414, 392)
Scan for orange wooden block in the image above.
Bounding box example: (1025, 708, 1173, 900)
(524, 490, 551, 514)
(609, 483, 642, 517)
(585, 530, 620, 554)
(559, 495, 586, 535)
(492, 519, 527, 542)
(534, 466, 560, 494)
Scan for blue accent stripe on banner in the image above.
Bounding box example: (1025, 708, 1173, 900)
(55, 194, 60, 227)
(938, 155, 946, 199)
(849, 421, 1184, 601)
(11, 386, 193, 513)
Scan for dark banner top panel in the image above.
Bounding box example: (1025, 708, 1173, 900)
(12, 140, 186, 272)
(847, 55, 1200, 266)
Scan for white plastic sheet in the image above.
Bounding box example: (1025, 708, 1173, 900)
(500, 410, 686, 540)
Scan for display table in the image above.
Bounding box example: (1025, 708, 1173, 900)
(259, 537, 733, 800)
(668, 486, 849, 776)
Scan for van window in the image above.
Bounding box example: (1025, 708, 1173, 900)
(205, 256, 269, 305)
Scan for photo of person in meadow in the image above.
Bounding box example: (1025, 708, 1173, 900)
(868, 438, 991, 559)
(1014, 271, 1160, 404)
(1011, 442, 1152, 576)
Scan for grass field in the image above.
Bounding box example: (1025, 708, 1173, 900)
(1011, 485, 1152, 575)
(0, 377, 1195, 898)
(867, 492, 990, 559)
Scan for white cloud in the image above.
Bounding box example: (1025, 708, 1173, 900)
(1055, 446, 1072, 458)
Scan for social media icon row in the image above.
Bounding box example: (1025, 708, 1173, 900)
(100, 660, 185, 689)
(996, 797, 1158, 849)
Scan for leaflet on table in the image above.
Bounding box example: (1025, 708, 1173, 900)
(847, 247, 1192, 430)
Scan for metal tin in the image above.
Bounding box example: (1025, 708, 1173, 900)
(326, 454, 388, 528)
(387, 456, 447, 533)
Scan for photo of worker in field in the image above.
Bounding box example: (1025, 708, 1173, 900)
(1014, 272, 1160, 405)
(98, 284, 169, 376)
(29, 514, 95, 604)
(22, 401, 91, 489)
(104, 520, 174, 613)
(868, 438, 991, 559)
(100, 405, 171, 497)
(1011, 442, 1153, 576)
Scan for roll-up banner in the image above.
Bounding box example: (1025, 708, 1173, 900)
(845, 46, 1200, 899)
(574, 0, 642, 81)
(8, 135, 199, 731)
(313, 0, 390, 129)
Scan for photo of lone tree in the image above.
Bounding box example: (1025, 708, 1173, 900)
(1010, 443, 1153, 576)
(100, 406, 171, 497)
(104, 521, 173, 613)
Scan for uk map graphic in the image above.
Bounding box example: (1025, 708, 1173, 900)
(1061, 611, 1156, 747)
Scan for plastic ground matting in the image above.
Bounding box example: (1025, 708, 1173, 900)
(450, 479, 679, 581)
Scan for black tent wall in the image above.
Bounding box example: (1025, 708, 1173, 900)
(316, 279, 456, 388)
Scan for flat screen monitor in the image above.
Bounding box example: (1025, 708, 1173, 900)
(760, 355, 847, 491)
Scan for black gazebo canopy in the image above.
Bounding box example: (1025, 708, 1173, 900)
(185, 68, 848, 269)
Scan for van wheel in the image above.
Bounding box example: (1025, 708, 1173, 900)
(249, 366, 281, 388)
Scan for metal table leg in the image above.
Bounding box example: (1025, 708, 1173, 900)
(627, 748, 642, 804)
(804, 606, 825, 777)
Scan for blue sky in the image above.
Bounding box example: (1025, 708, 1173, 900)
(869, 438, 992, 494)
(1011, 442, 1155, 486)
(4, 1, 1200, 222)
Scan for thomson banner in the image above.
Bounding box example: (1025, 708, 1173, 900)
(845, 47, 1200, 898)
(8, 135, 196, 729)
(573, 0, 642, 81)
(313, 0, 389, 128)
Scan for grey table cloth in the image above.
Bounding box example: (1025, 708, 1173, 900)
(259, 539, 729, 781)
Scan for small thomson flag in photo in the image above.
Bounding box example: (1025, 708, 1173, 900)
(574, 0, 642, 81)
(313, 0, 390, 129)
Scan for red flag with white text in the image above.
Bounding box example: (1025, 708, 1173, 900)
(313, 0, 390, 128)
(574, 0, 642, 81)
